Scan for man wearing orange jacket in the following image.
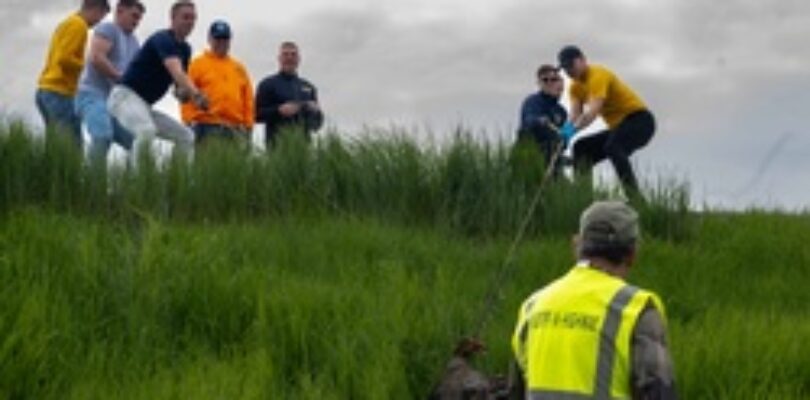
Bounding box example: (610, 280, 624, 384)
(181, 20, 254, 146)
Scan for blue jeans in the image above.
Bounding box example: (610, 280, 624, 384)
(35, 89, 81, 146)
(75, 89, 134, 163)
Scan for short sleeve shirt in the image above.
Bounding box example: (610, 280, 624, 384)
(121, 29, 191, 105)
(79, 22, 140, 96)
(569, 64, 646, 129)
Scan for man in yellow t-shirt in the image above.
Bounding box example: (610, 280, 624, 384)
(36, 0, 110, 146)
(557, 46, 655, 198)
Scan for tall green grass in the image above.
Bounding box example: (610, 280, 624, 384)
(0, 210, 808, 399)
(7, 123, 800, 399)
(0, 123, 693, 241)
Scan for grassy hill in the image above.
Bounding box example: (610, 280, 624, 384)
(1, 124, 808, 399)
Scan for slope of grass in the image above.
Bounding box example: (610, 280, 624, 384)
(1, 124, 807, 399)
(0, 211, 808, 399)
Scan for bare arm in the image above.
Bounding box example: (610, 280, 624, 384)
(163, 56, 198, 95)
(573, 97, 604, 131)
(89, 35, 121, 81)
(164, 56, 208, 110)
(179, 60, 200, 124)
(569, 97, 584, 126)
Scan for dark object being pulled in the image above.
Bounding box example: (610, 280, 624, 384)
(428, 338, 509, 400)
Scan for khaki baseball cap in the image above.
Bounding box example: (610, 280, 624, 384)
(579, 201, 639, 246)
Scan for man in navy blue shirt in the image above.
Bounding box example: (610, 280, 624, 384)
(255, 41, 323, 148)
(517, 64, 568, 176)
(107, 0, 207, 163)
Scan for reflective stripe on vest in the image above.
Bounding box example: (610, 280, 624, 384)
(512, 266, 663, 399)
(594, 285, 638, 399)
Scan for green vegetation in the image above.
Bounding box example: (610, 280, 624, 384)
(0, 123, 692, 240)
(1, 123, 808, 399)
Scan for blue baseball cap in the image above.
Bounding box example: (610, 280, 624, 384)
(209, 20, 232, 39)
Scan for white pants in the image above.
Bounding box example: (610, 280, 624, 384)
(107, 85, 194, 163)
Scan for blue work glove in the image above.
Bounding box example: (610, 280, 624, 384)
(559, 122, 576, 146)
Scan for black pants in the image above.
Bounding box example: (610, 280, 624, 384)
(573, 110, 655, 194)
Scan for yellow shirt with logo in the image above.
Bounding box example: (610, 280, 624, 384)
(38, 13, 89, 96)
(569, 64, 646, 129)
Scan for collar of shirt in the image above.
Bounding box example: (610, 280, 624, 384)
(539, 91, 561, 104)
(279, 71, 299, 80)
(203, 50, 230, 61)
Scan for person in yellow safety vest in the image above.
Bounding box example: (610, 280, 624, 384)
(509, 201, 677, 400)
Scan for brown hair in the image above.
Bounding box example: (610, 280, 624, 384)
(280, 41, 298, 50)
(171, 0, 195, 17)
(536, 64, 560, 78)
(117, 0, 145, 13)
(82, 0, 111, 11)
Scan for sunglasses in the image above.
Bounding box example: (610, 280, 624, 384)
(541, 76, 562, 83)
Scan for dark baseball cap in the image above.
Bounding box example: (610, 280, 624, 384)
(579, 201, 639, 247)
(558, 45, 584, 69)
(209, 20, 231, 39)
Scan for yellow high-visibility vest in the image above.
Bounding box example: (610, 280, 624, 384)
(512, 264, 665, 400)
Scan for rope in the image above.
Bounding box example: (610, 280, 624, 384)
(472, 126, 566, 338)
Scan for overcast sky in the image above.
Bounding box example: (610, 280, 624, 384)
(1, 0, 808, 210)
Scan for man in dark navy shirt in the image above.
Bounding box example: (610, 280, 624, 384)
(107, 0, 207, 163)
(255, 41, 323, 147)
(517, 64, 568, 176)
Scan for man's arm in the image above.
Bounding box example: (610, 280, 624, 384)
(164, 57, 197, 96)
(89, 27, 122, 81)
(56, 20, 88, 77)
(255, 79, 283, 123)
(572, 97, 604, 131)
(506, 360, 526, 400)
(179, 59, 202, 124)
(631, 304, 678, 400)
(239, 65, 255, 129)
(305, 85, 324, 131)
(568, 97, 584, 126)
(519, 96, 544, 133)
(164, 57, 208, 110)
(150, 33, 202, 105)
(572, 69, 609, 131)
